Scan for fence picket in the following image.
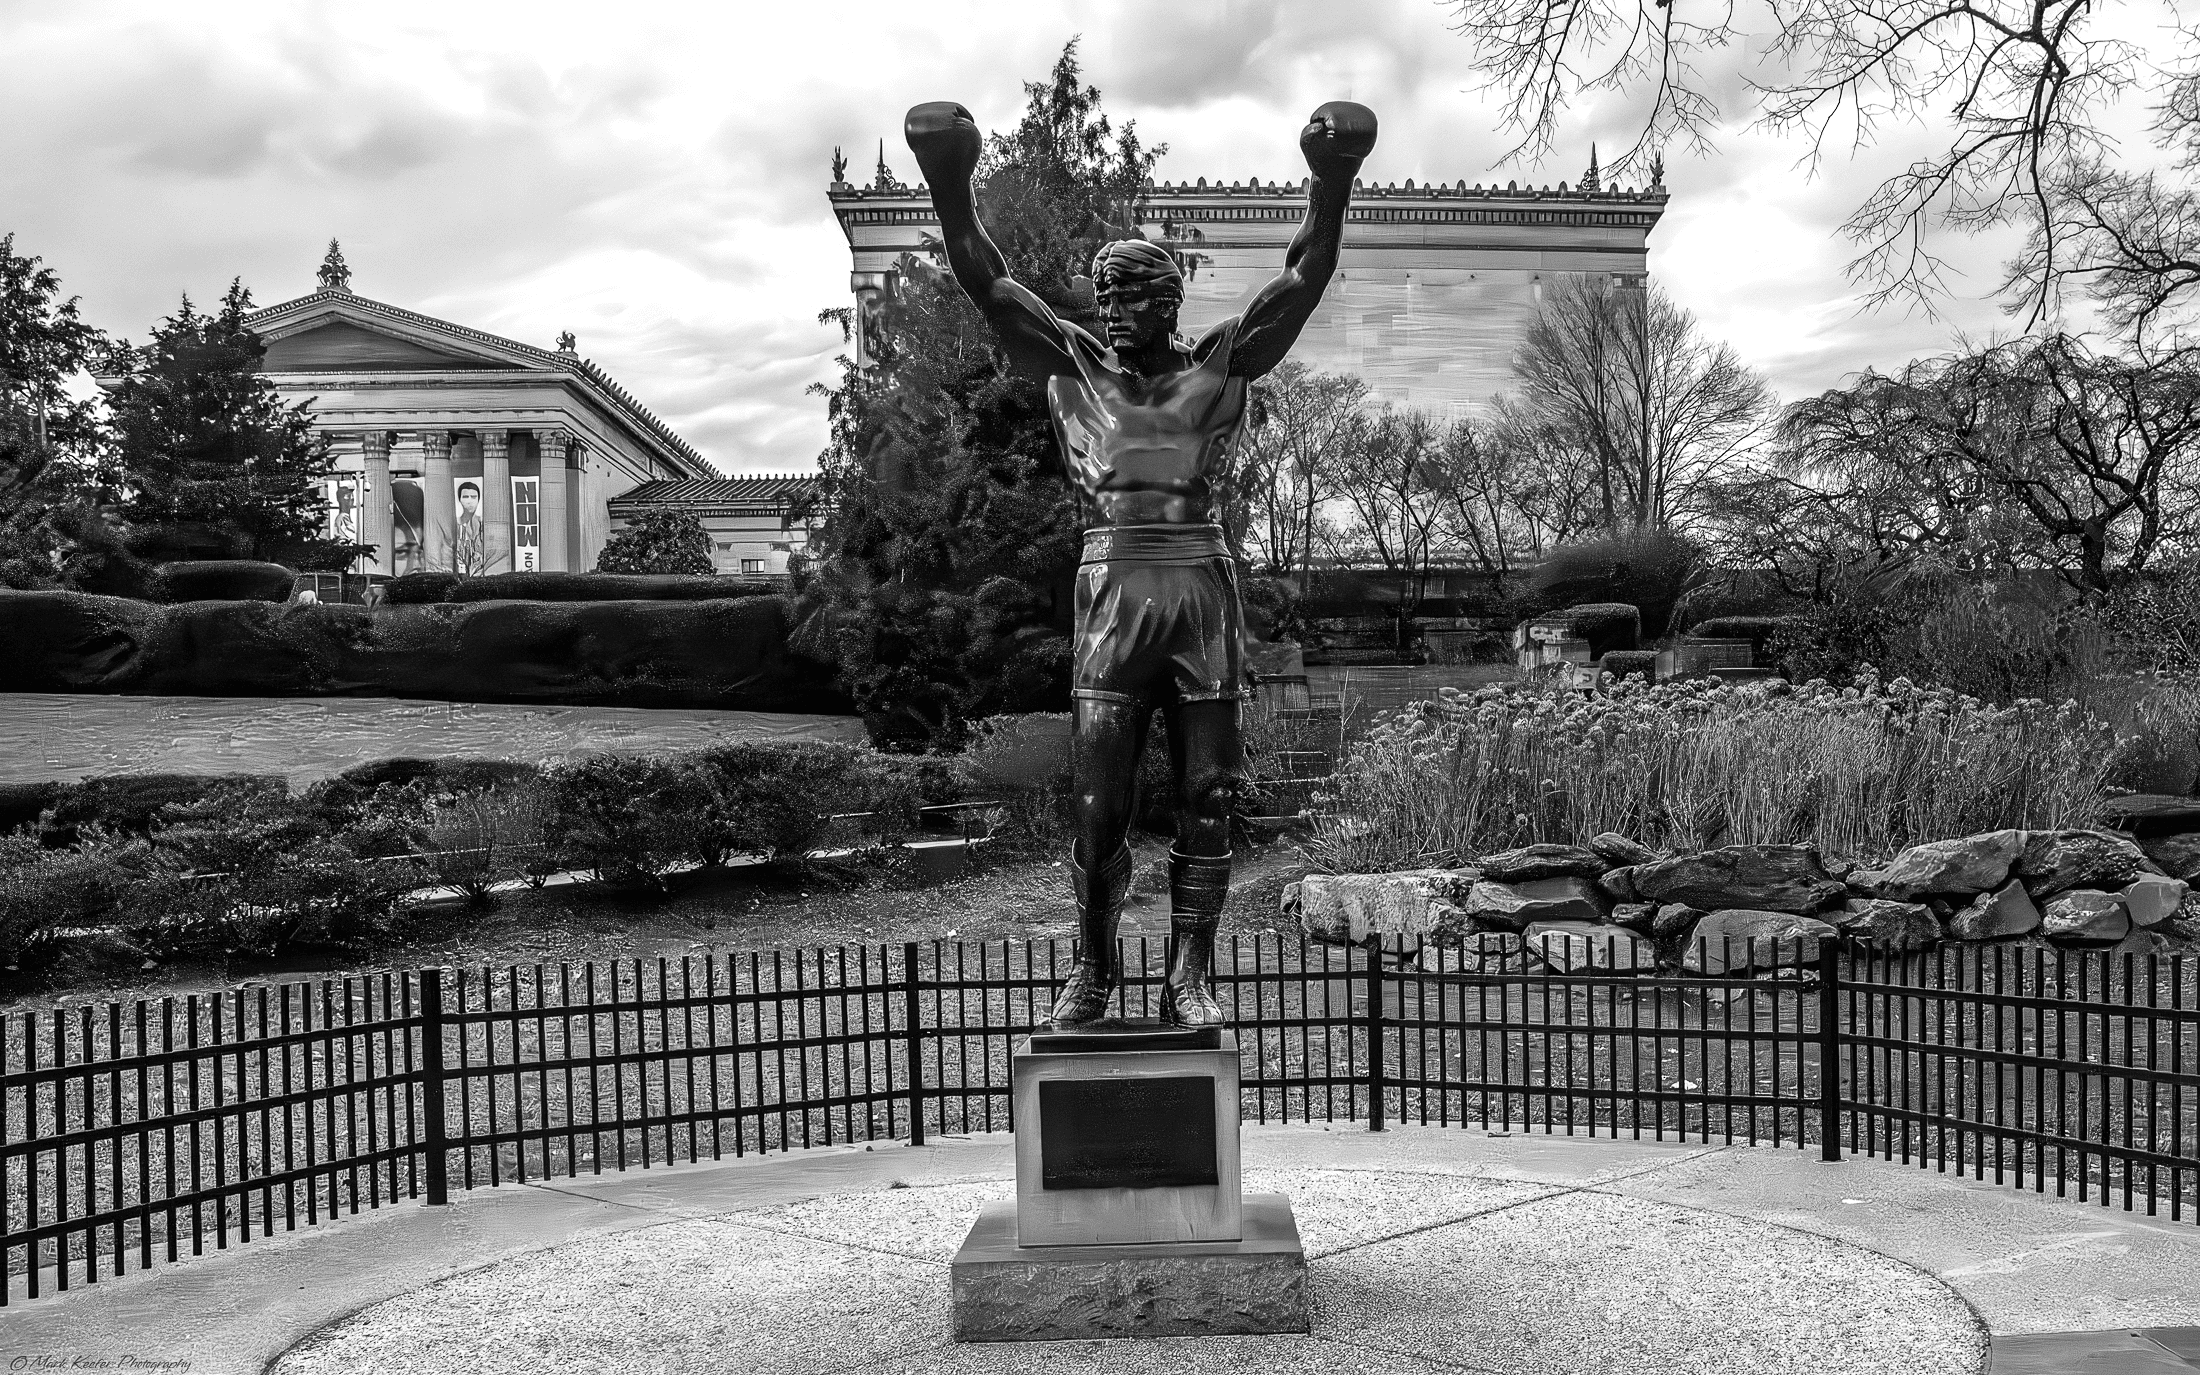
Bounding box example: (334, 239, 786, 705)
(5, 937, 2198, 1304)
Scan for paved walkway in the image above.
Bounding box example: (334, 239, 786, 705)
(5, 1126, 2199, 1373)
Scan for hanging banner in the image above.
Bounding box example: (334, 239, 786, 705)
(321, 475, 364, 570)
(512, 477, 541, 573)
(453, 476, 488, 575)
(391, 478, 424, 575)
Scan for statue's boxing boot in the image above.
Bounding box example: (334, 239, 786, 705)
(1161, 848, 1231, 1028)
(1045, 841, 1134, 1026)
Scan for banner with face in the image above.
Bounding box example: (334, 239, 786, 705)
(453, 476, 488, 575)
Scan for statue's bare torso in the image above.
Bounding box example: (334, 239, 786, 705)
(1048, 320, 1246, 527)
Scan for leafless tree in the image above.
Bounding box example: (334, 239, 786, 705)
(1777, 334, 2200, 590)
(1443, 0, 2155, 318)
(1230, 360, 1369, 585)
(1430, 406, 1600, 572)
(1505, 273, 1771, 530)
(1327, 405, 1450, 616)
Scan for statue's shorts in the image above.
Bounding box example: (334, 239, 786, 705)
(1072, 524, 1244, 707)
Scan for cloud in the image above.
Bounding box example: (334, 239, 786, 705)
(3, 0, 2182, 474)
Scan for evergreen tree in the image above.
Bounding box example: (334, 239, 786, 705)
(0, 233, 122, 590)
(801, 40, 1163, 749)
(103, 280, 351, 568)
(594, 508, 716, 575)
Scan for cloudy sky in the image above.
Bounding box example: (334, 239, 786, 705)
(2, 0, 2182, 474)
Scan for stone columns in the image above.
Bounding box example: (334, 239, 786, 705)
(479, 429, 513, 575)
(421, 431, 454, 571)
(535, 427, 571, 573)
(361, 431, 394, 575)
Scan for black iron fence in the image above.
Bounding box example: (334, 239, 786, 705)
(4, 935, 2196, 1304)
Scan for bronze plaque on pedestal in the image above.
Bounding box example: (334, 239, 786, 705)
(1038, 1076, 1219, 1191)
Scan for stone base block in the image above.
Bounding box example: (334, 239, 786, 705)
(949, 1192, 1307, 1342)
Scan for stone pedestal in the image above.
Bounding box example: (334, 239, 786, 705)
(949, 1022, 1308, 1342)
(950, 1193, 1308, 1341)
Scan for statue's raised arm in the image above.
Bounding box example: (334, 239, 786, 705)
(1227, 102, 1378, 379)
(904, 102, 1085, 378)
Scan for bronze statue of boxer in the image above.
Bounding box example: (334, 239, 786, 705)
(905, 97, 1376, 1027)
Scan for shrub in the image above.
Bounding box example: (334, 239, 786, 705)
(1308, 672, 2122, 873)
(962, 714, 1072, 856)
(127, 782, 423, 956)
(594, 509, 715, 576)
(424, 782, 558, 903)
(0, 782, 62, 837)
(0, 829, 151, 966)
(1528, 529, 1706, 638)
(688, 741, 957, 865)
(542, 755, 713, 890)
(41, 773, 287, 846)
(1241, 576, 1307, 643)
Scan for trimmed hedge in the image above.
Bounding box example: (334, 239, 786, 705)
(1553, 602, 1642, 657)
(0, 589, 852, 713)
(152, 561, 296, 604)
(384, 572, 782, 604)
(383, 572, 464, 605)
(1600, 650, 1659, 683)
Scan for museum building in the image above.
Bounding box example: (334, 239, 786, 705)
(246, 245, 718, 579)
(830, 148, 1667, 412)
(606, 474, 820, 577)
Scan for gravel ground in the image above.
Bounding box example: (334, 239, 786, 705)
(271, 1165, 1985, 1375)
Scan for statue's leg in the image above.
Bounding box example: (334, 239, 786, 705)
(1045, 694, 1148, 1026)
(1160, 697, 1242, 1028)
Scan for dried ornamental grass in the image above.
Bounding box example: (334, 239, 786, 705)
(1308, 672, 2123, 873)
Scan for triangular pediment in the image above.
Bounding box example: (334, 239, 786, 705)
(251, 294, 558, 375)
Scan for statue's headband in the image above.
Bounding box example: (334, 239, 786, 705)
(1089, 239, 1184, 302)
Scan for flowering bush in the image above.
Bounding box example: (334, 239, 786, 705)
(1308, 672, 2123, 874)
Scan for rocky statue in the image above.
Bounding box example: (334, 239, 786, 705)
(905, 97, 1376, 1028)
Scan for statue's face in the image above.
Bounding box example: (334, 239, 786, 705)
(1098, 287, 1178, 352)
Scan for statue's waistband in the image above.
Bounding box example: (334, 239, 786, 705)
(1080, 524, 1229, 564)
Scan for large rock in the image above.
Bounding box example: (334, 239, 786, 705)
(1835, 899, 1941, 951)
(1597, 866, 1641, 902)
(1607, 902, 1657, 935)
(1477, 843, 1608, 883)
(1587, 833, 1658, 868)
(1682, 910, 1838, 974)
(2121, 874, 2191, 930)
(1946, 881, 2042, 941)
(2016, 829, 2153, 899)
(2141, 833, 2200, 886)
(1870, 830, 2026, 898)
(1288, 870, 1471, 945)
(2039, 889, 2131, 944)
(1651, 903, 1704, 940)
(1463, 876, 1609, 931)
(2099, 794, 2200, 839)
(1630, 845, 1846, 915)
(1525, 922, 1655, 973)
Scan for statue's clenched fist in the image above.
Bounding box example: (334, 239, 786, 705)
(905, 102, 982, 186)
(1300, 101, 1378, 180)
